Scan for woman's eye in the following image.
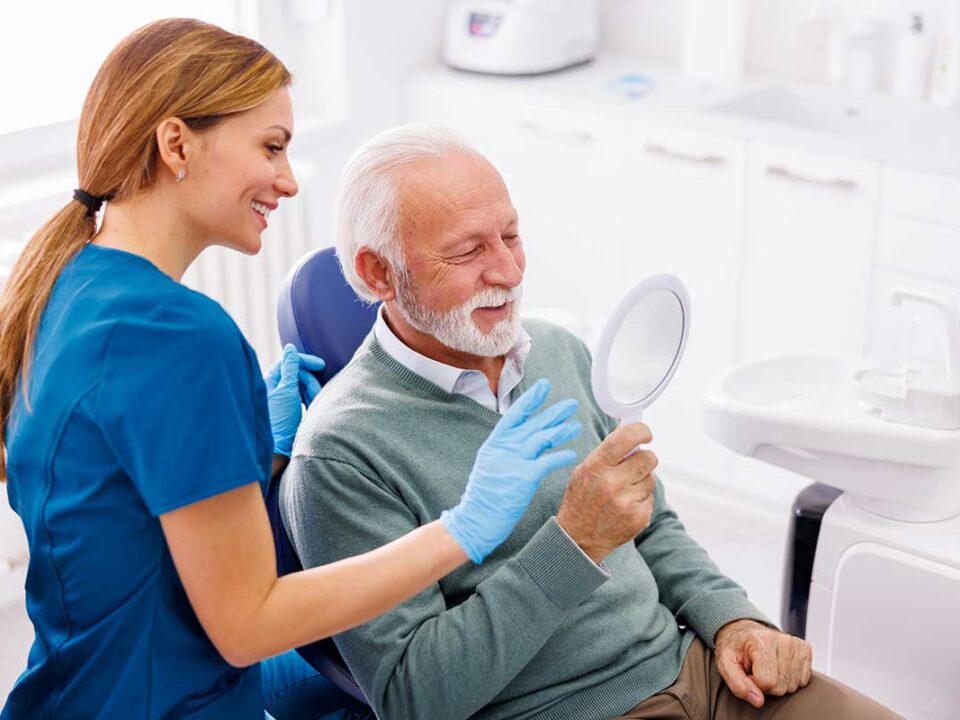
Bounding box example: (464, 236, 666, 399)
(504, 234, 520, 246)
(267, 143, 284, 155)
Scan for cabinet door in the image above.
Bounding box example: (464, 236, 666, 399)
(408, 83, 629, 331)
(742, 144, 880, 359)
(626, 126, 747, 485)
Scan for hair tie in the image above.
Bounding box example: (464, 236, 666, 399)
(72, 188, 111, 217)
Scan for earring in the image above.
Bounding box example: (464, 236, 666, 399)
(175, 169, 186, 182)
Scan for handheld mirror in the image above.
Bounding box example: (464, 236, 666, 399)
(591, 274, 691, 425)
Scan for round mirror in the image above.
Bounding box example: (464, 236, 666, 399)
(592, 274, 690, 423)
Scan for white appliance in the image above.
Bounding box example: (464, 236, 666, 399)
(442, 0, 599, 76)
(703, 339, 960, 717)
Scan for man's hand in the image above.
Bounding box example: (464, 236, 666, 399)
(714, 619, 813, 708)
(555, 422, 658, 563)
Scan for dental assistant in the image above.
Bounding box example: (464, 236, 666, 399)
(0, 19, 581, 720)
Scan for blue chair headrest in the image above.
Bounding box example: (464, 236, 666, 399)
(276, 246, 379, 384)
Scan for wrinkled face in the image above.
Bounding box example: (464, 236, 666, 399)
(392, 152, 525, 356)
(185, 87, 298, 254)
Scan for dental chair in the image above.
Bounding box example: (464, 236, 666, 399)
(270, 246, 378, 704)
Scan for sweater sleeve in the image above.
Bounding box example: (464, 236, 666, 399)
(280, 454, 609, 720)
(633, 476, 774, 647)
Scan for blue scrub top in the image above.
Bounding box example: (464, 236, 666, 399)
(2, 244, 273, 719)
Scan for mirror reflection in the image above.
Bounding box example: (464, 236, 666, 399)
(607, 289, 684, 406)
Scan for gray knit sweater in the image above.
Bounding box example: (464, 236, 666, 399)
(281, 320, 769, 720)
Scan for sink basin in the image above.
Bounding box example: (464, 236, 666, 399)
(706, 86, 882, 133)
(703, 354, 960, 521)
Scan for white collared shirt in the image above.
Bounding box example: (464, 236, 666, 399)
(373, 306, 532, 414)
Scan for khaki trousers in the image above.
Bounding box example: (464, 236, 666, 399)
(612, 638, 903, 720)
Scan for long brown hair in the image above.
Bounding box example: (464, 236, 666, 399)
(0, 18, 291, 480)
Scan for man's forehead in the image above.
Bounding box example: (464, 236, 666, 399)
(401, 153, 499, 195)
(397, 155, 515, 229)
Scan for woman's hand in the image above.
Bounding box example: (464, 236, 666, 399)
(265, 344, 326, 457)
(441, 379, 582, 563)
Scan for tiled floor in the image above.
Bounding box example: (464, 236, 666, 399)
(0, 479, 795, 705)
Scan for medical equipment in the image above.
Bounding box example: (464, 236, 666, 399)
(702, 290, 960, 719)
(591, 274, 691, 425)
(851, 288, 960, 430)
(442, 0, 600, 76)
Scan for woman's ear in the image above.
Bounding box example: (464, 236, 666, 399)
(355, 247, 397, 302)
(155, 117, 193, 180)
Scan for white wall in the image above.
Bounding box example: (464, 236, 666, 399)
(285, 0, 449, 251)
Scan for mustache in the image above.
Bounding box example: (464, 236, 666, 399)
(461, 285, 523, 312)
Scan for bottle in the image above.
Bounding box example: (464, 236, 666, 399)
(846, 18, 883, 92)
(893, 14, 931, 100)
(826, 14, 849, 86)
(930, 1, 960, 106)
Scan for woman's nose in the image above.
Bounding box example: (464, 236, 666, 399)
(275, 161, 299, 198)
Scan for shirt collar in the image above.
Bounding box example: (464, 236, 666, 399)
(373, 305, 531, 393)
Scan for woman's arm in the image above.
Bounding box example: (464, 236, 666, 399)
(160, 481, 467, 667)
(162, 379, 579, 667)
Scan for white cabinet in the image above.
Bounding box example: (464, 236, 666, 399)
(625, 125, 747, 485)
(741, 144, 880, 359)
(880, 166, 960, 227)
(407, 84, 629, 329)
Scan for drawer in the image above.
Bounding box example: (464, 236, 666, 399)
(876, 215, 960, 284)
(881, 165, 960, 227)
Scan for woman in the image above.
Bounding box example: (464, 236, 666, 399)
(0, 19, 581, 719)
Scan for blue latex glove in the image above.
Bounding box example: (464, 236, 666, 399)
(266, 343, 326, 456)
(441, 379, 582, 564)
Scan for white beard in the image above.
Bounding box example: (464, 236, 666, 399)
(393, 275, 523, 357)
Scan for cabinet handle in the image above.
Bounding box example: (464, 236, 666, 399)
(644, 143, 727, 166)
(765, 164, 857, 190)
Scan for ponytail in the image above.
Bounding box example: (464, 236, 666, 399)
(0, 201, 95, 480)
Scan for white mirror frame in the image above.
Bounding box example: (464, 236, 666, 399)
(592, 273, 691, 423)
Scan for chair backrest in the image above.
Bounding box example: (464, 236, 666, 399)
(276, 246, 380, 384)
(269, 247, 378, 704)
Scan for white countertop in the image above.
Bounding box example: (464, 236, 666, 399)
(409, 55, 960, 177)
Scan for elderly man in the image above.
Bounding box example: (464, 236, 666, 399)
(280, 125, 899, 720)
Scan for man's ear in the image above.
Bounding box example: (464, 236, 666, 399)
(355, 247, 397, 302)
(155, 117, 194, 180)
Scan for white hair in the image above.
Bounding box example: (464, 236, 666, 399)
(335, 123, 478, 302)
